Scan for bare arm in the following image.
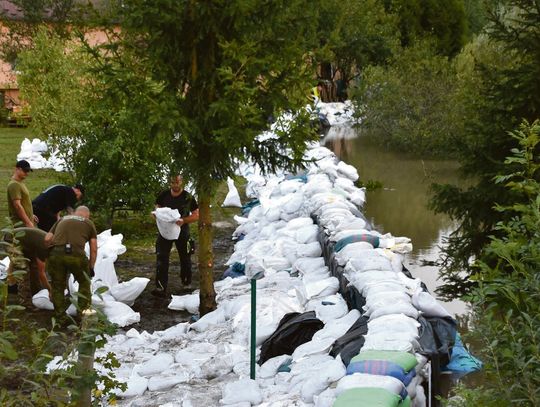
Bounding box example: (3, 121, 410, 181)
(12, 199, 34, 227)
(44, 232, 54, 246)
(176, 208, 199, 226)
(35, 258, 52, 295)
(89, 237, 97, 269)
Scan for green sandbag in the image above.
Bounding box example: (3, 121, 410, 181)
(351, 350, 418, 372)
(333, 387, 401, 407)
(399, 396, 412, 407)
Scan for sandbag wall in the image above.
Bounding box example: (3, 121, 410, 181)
(78, 143, 453, 406)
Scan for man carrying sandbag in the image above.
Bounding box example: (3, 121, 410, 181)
(45, 206, 97, 323)
(152, 174, 199, 297)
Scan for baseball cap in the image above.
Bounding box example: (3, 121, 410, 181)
(16, 159, 32, 172)
(74, 183, 85, 194)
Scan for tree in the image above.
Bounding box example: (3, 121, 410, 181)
(314, 0, 399, 86)
(17, 29, 171, 219)
(384, 0, 468, 56)
(21, 1, 320, 314)
(353, 39, 461, 156)
(430, 0, 540, 298)
(449, 120, 540, 406)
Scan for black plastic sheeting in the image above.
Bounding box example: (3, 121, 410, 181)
(258, 311, 324, 365)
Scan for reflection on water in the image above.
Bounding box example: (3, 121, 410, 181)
(322, 127, 468, 316)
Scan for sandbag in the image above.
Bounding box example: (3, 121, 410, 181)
(109, 277, 149, 306)
(346, 360, 416, 386)
(336, 373, 406, 398)
(168, 293, 200, 314)
(334, 388, 401, 407)
(221, 379, 262, 405)
(258, 311, 324, 365)
(137, 353, 174, 376)
(102, 301, 140, 327)
(222, 177, 242, 207)
(153, 207, 181, 240)
(32, 289, 54, 310)
(334, 234, 380, 252)
(351, 350, 418, 373)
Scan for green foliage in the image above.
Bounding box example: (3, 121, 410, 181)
(315, 0, 400, 84)
(448, 121, 540, 406)
(18, 29, 171, 214)
(353, 40, 461, 156)
(430, 0, 540, 298)
(384, 0, 468, 56)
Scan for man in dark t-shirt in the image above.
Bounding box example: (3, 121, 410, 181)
(32, 184, 84, 231)
(153, 174, 199, 297)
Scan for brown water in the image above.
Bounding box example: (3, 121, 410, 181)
(322, 126, 468, 316)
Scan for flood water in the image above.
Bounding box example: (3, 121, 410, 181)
(322, 126, 468, 316)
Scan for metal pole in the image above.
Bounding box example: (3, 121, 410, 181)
(250, 276, 257, 380)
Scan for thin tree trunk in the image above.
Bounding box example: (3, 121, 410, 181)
(197, 191, 216, 315)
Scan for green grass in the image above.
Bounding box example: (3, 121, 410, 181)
(0, 128, 63, 222)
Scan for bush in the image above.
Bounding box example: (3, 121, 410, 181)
(448, 121, 540, 406)
(353, 40, 461, 157)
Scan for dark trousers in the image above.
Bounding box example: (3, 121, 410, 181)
(47, 250, 90, 321)
(33, 207, 56, 232)
(155, 230, 192, 290)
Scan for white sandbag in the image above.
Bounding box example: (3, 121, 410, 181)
(296, 241, 322, 258)
(334, 177, 355, 193)
(137, 353, 174, 377)
(286, 217, 314, 230)
(368, 301, 420, 320)
(221, 379, 262, 405)
(295, 225, 319, 244)
(281, 192, 304, 214)
(117, 374, 148, 398)
(301, 267, 330, 284)
(147, 370, 191, 391)
(292, 257, 325, 274)
(348, 270, 400, 290)
(259, 355, 292, 379)
(335, 242, 375, 265)
(336, 373, 404, 396)
(362, 337, 416, 352)
(262, 256, 291, 271)
(292, 336, 335, 360)
(32, 289, 54, 310)
(168, 293, 200, 314)
(307, 294, 348, 324)
(159, 323, 189, 341)
(300, 359, 346, 402)
(349, 189, 366, 206)
(304, 277, 339, 300)
(264, 206, 281, 222)
(362, 281, 408, 297)
(153, 207, 181, 240)
(92, 291, 116, 309)
(102, 301, 140, 327)
(345, 255, 394, 273)
(336, 161, 359, 181)
(414, 384, 427, 407)
(279, 179, 303, 195)
(190, 307, 226, 332)
(412, 290, 452, 318)
(222, 177, 242, 208)
(312, 310, 361, 342)
(93, 257, 119, 288)
(109, 277, 149, 306)
(314, 388, 337, 407)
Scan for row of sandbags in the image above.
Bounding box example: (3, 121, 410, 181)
(32, 230, 148, 327)
(103, 143, 434, 406)
(17, 137, 66, 171)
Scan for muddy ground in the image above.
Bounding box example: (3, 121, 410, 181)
(114, 220, 236, 333)
(6, 220, 237, 335)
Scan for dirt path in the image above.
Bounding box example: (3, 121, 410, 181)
(114, 221, 236, 333)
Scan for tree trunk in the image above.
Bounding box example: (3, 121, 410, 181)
(197, 190, 216, 315)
